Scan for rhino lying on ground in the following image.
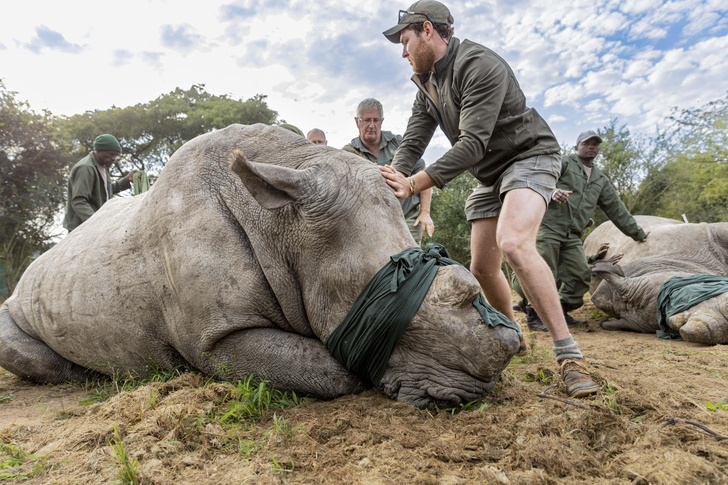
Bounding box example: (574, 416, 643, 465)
(584, 216, 728, 344)
(0, 124, 520, 408)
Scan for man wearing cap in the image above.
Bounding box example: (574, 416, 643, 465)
(343, 98, 434, 245)
(63, 134, 135, 233)
(379, 1, 601, 398)
(512, 130, 648, 330)
(307, 128, 328, 145)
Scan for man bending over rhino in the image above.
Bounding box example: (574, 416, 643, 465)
(379, 1, 600, 398)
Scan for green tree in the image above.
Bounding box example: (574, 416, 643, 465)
(427, 172, 477, 266)
(594, 119, 644, 210)
(57, 84, 279, 180)
(634, 93, 728, 223)
(0, 81, 72, 296)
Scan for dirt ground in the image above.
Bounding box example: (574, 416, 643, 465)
(1, 295, 727, 484)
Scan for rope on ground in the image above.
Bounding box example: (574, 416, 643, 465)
(664, 418, 728, 441)
(537, 385, 589, 410)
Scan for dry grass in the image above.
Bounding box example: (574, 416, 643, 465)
(1, 296, 727, 484)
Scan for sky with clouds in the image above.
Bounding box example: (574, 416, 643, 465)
(1, 0, 727, 163)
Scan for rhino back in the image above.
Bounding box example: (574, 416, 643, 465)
(6, 125, 317, 374)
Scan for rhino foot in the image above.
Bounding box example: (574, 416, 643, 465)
(0, 303, 101, 384)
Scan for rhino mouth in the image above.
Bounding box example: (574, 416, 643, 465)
(377, 362, 500, 410)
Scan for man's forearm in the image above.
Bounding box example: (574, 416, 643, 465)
(419, 187, 432, 214)
(409, 171, 436, 195)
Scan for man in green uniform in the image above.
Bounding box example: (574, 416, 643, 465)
(512, 130, 648, 330)
(379, 1, 601, 398)
(343, 98, 434, 245)
(63, 134, 134, 233)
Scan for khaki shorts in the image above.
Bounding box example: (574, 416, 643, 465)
(464, 153, 561, 221)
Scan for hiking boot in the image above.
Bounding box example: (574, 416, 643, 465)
(525, 305, 547, 332)
(513, 299, 527, 313)
(560, 358, 600, 398)
(563, 311, 586, 326)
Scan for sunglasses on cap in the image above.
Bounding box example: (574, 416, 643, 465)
(398, 9, 437, 26)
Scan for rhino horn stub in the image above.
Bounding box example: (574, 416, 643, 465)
(679, 314, 728, 345)
(427, 265, 482, 308)
(228, 150, 317, 210)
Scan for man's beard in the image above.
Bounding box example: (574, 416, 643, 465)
(410, 43, 436, 75)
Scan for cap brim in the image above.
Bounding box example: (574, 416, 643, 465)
(383, 23, 408, 43)
(581, 135, 603, 143)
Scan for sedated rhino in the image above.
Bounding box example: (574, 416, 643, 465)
(584, 216, 728, 344)
(0, 124, 520, 409)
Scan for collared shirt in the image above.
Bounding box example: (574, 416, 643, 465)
(540, 153, 646, 241)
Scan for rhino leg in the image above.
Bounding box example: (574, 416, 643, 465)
(0, 303, 101, 384)
(677, 314, 728, 345)
(198, 328, 367, 399)
(600, 318, 636, 332)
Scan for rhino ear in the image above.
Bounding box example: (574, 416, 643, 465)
(592, 261, 625, 278)
(591, 261, 629, 297)
(228, 150, 316, 210)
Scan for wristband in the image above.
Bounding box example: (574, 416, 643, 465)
(408, 177, 416, 196)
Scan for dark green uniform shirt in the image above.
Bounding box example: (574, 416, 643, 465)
(344, 130, 426, 217)
(63, 153, 131, 232)
(540, 153, 646, 241)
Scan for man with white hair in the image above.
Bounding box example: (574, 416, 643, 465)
(343, 98, 434, 245)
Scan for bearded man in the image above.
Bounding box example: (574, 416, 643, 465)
(378, 1, 600, 398)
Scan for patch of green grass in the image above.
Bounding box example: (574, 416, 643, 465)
(0, 394, 13, 404)
(267, 454, 295, 476)
(81, 364, 189, 405)
(218, 375, 308, 424)
(590, 309, 608, 320)
(705, 397, 728, 411)
(701, 366, 728, 380)
(509, 346, 552, 366)
(109, 425, 139, 485)
(521, 368, 554, 385)
(699, 351, 728, 358)
(227, 437, 262, 457)
(662, 347, 692, 356)
(0, 439, 50, 481)
(600, 385, 622, 415)
(265, 413, 301, 444)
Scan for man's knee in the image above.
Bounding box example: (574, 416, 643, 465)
(497, 233, 536, 268)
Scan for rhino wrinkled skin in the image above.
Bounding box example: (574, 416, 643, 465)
(0, 124, 520, 408)
(584, 216, 728, 344)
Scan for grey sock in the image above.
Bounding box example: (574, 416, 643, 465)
(553, 335, 583, 363)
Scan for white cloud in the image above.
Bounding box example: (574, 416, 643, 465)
(0, 0, 726, 153)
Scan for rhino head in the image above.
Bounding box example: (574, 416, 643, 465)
(592, 260, 728, 344)
(666, 295, 728, 344)
(229, 140, 520, 408)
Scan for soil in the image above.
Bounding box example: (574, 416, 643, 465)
(1, 295, 727, 484)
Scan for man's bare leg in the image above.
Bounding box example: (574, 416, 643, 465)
(496, 188, 599, 397)
(470, 217, 516, 323)
(496, 188, 569, 339)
